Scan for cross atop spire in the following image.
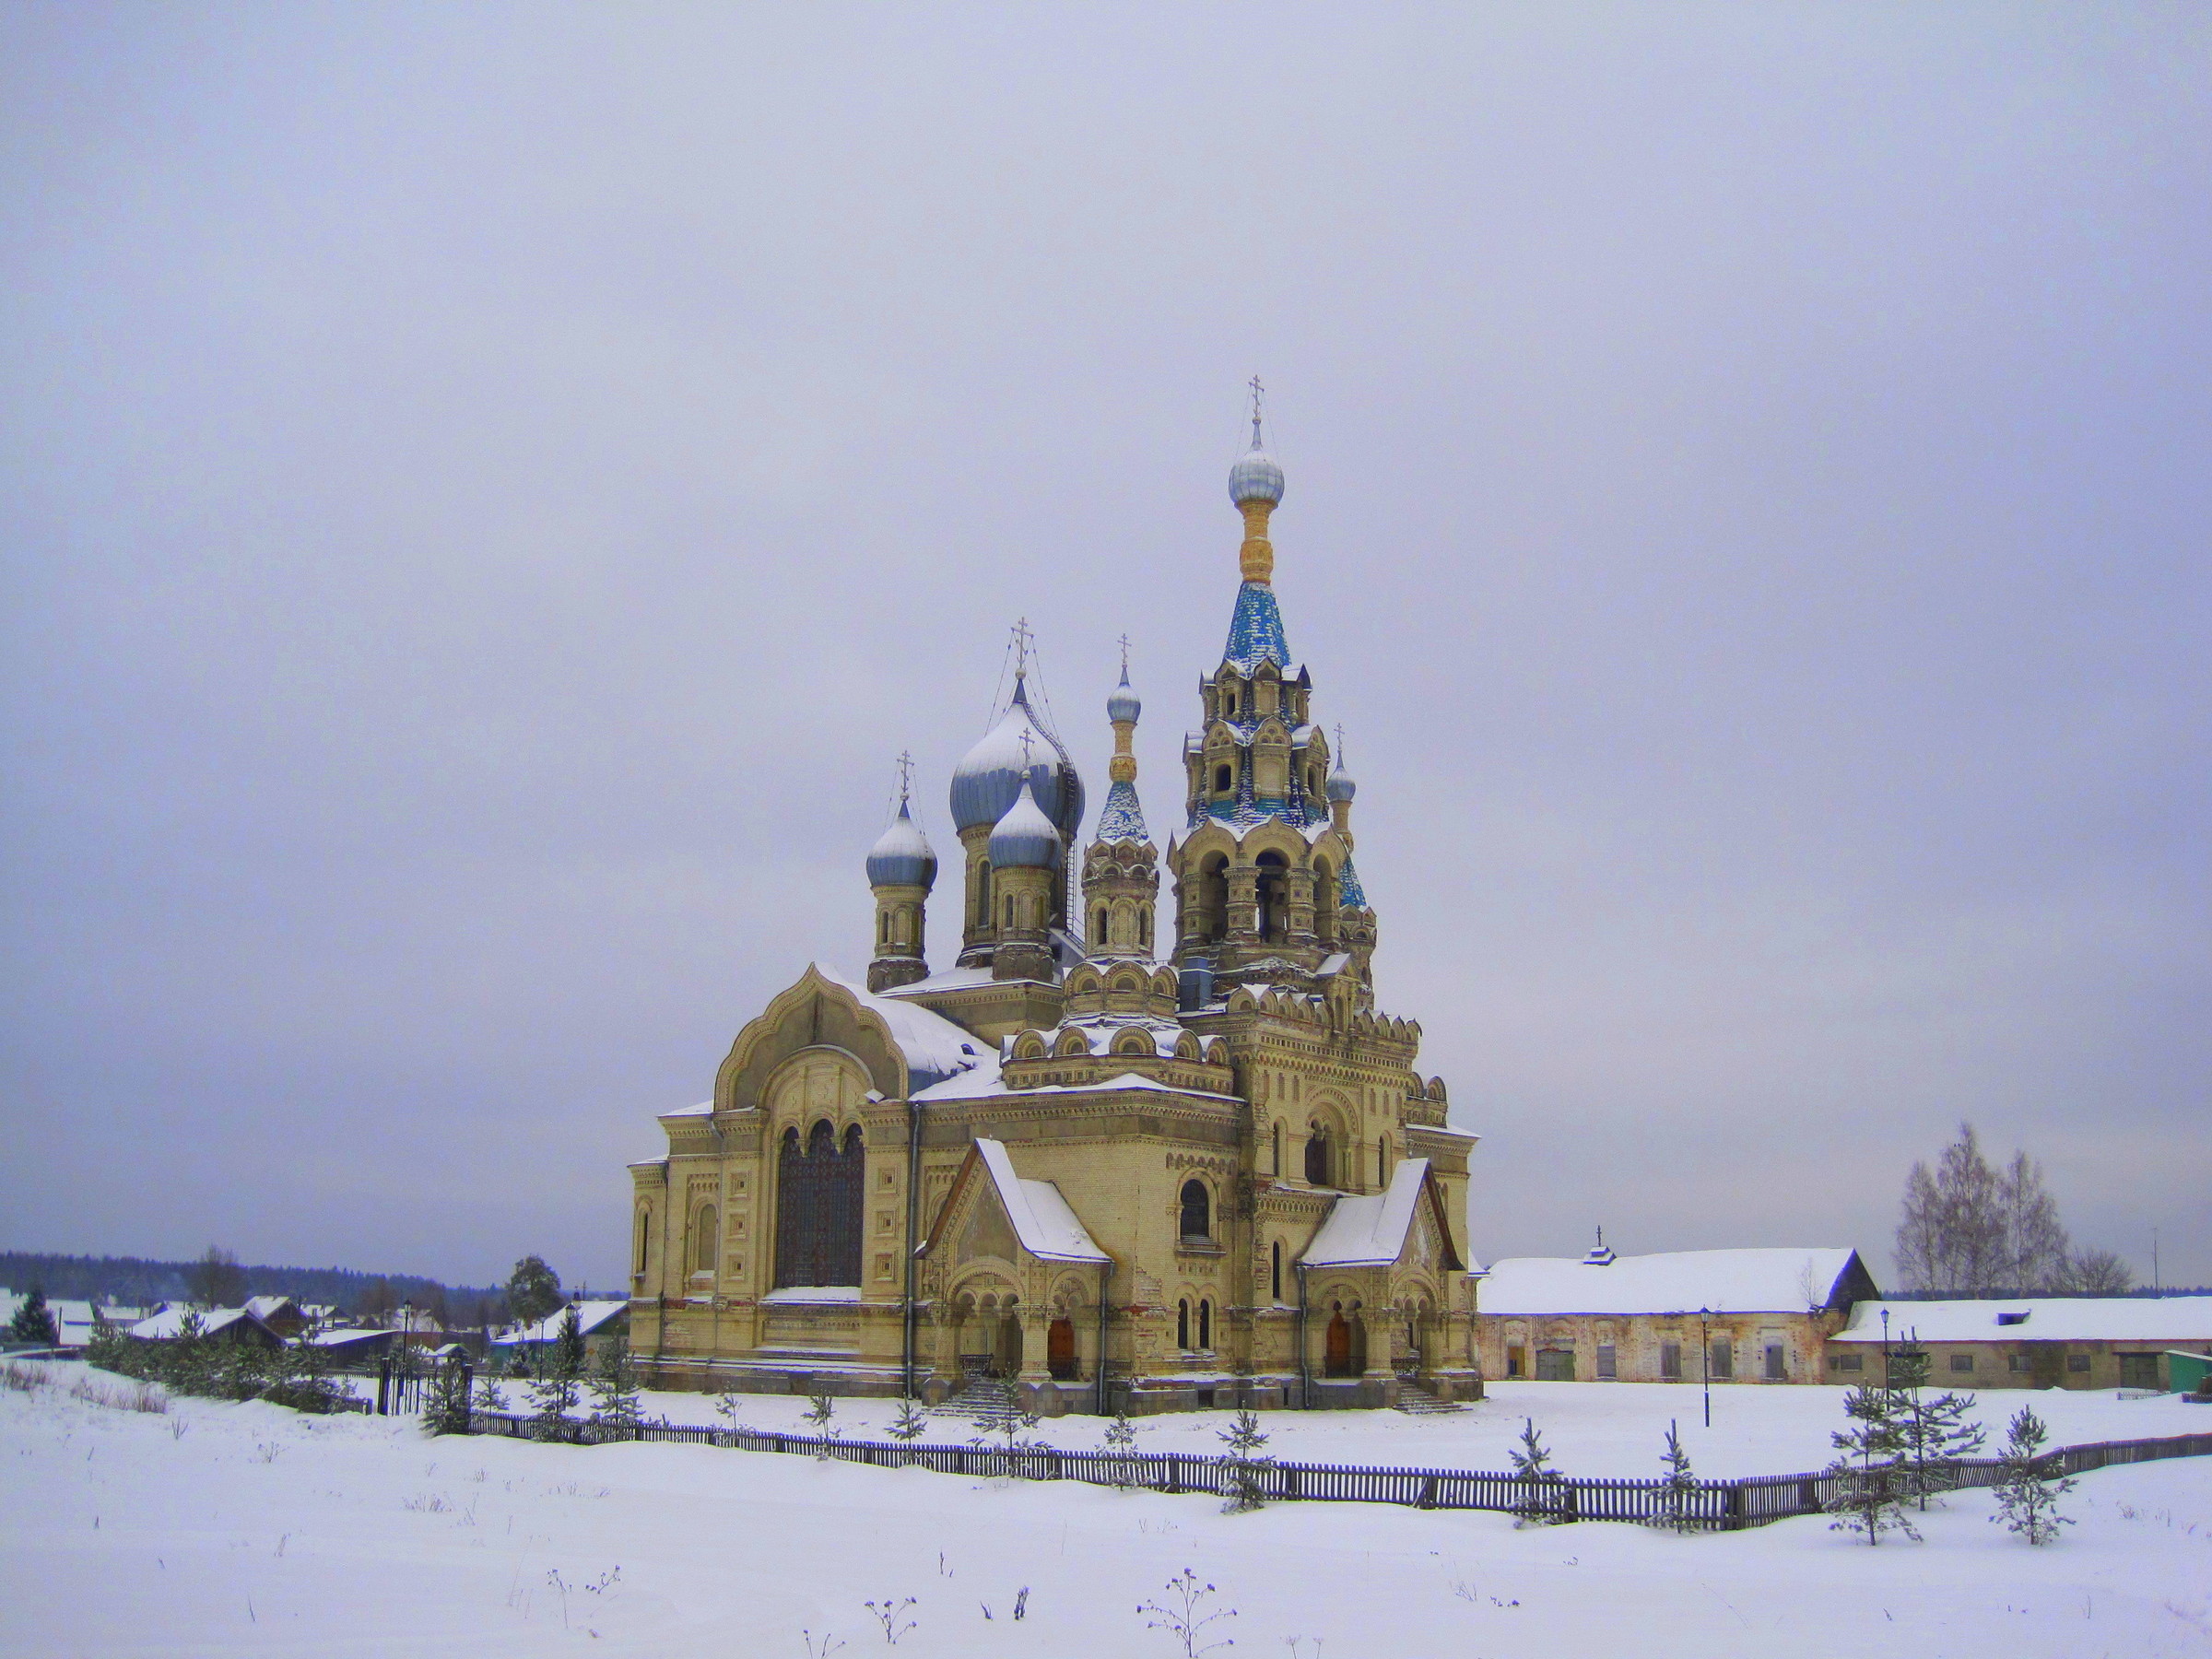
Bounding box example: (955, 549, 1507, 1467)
(1011, 617, 1034, 679)
(1248, 374, 1265, 448)
(1117, 632, 1131, 677)
(895, 749, 914, 806)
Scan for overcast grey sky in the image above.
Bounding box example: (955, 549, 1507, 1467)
(3, 5, 2206, 1292)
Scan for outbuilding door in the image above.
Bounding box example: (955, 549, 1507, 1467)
(2117, 1353, 2160, 1390)
(1535, 1348, 1577, 1381)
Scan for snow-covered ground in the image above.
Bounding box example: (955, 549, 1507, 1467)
(6, 1365, 2208, 1657)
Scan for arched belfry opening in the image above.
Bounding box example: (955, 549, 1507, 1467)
(1254, 849, 1288, 941)
(774, 1119, 864, 1288)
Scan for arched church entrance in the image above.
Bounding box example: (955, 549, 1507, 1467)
(1047, 1317, 1077, 1381)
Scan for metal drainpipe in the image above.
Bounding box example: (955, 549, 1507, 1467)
(1295, 1261, 1312, 1408)
(1095, 1258, 1114, 1417)
(902, 1096, 924, 1399)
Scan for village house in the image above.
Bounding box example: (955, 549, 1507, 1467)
(494, 1300, 630, 1368)
(1477, 1242, 1878, 1385)
(1827, 1296, 2212, 1392)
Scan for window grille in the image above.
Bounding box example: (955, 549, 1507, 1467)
(1660, 1342, 1682, 1380)
(1595, 1344, 1618, 1381)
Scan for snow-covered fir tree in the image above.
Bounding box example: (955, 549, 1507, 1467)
(1823, 1385, 1919, 1545)
(1990, 1406, 2076, 1546)
(1509, 1417, 1570, 1525)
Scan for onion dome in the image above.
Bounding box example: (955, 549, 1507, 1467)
(1324, 754, 1358, 804)
(948, 677, 1085, 837)
(987, 775, 1063, 869)
(865, 799, 937, 889)
(1228, 439, 1285, 508)
(1106, 666, 1141, 725)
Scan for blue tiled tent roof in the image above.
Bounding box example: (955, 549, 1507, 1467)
(1095, 779, 1149, 843)
(1223, 582, 1290, 674)
(1338, 856, 1369, 910)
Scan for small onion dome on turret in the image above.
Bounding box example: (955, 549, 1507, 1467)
(1324, 754, 1358, 804)
(1228, 439, 1285, 507)
(1106, 666, 1141, 725)
(987, 775, 1062, 869)
(865, 799, 937, 889)
(949, 678, 1086, 837)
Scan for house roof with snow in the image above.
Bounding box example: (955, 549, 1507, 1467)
(494, 1300, 630, 1347)
(127, 1306, 278, 1341)
(1830, 1297, 2212, 1346)
(1300, 1159, 1464, 1271)
(1477, 1247, 1876, 1317)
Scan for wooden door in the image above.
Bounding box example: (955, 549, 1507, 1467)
(1047, 1318, 1077, 1381)
(1324, 1312, 1352, 1377)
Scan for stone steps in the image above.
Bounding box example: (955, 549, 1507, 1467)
(1393, 1381, 1465, 1415)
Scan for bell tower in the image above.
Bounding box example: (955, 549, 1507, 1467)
(1168, 381, 1372, 1005)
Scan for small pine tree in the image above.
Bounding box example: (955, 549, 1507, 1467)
(1823, 1384, 1920, 1545)
(1216, 1407, 1273, 1513)
(424, 1358, 475, 1436)
(527, 1312, 585, 1443)
(1650, 1418, 1701, 1534)
(8, 1288, 59, 1347)
(804, 1389, 839, 1457)
(1886, 1341, 1987, 1508)
(264, 1335, 345, 1415)
(888, 1398, 929, 1441)
(1508, 1417, 1571, 1525)
(973, 1376, 1041, 1459)
(712, 1382, 745, 1432)
(1103, 1406, 1139, 1489)
(1989, 1406, 2075, 1546)
(473, 1369, 506, 1417)
(551, 1306, 586, 1379)
(586, 1339, 645, 1440)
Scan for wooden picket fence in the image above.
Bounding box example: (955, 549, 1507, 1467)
(464, 1409, 2212, 1531)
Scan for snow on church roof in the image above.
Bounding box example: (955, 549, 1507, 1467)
(972, 1139, 1108, 1263)
(1302, 1159, 1433, 1268)
(814, 963, 994, 1090)
(1477, 1248, 1867, 1316)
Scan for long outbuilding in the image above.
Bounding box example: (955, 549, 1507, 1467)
(1828, 1297, 2212, 1392)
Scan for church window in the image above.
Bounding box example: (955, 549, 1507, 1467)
(1095, 905, 1108, 942)
(1177, 1299, 1191, 1349)
(693, 1205, 718, 1275)
(1198, 1300, 1212, 1350)
(1179, 1179, 1211, 1242)
(1270, 1240, 1282, 1300)
(1305, 1124, 1331, 1186)
(1214, 763, 1232, 793)
(633, 1208, 651, 1276)
(1377, 1135, 1388, 1186)
(773, 1120, 865, 1289)
(1270, 1121, 1283, 1174)
(974, 862, 991, 925)
(1138, 908, 1150, 947)
(1223, 688, 1238, 715)
(1004, 896, 1016, 928)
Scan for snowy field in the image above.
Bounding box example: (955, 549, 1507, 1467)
(5, 1367, 2209, 1658)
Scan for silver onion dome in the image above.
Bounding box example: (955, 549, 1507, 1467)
(948, 678, 1085, 837)
(1229, 441, 1285, 508)
(865, 799, 937, 889)
(1106, 667, 1141, 725)
(1324, 755, 1358, 804)
(987, 775, 1062, 869)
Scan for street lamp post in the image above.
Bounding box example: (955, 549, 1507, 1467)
(1698, 1307, 1712, 1429)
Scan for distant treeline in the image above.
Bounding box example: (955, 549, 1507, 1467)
(0, 1251, 503, 1317)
